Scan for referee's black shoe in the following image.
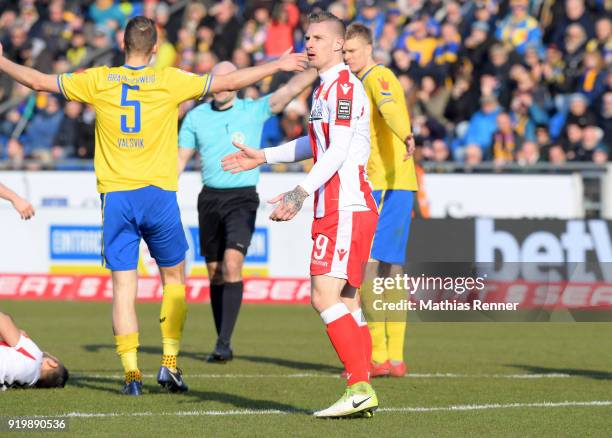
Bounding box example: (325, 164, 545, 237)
(206, 340, 233, 363)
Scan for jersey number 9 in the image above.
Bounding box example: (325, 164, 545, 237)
(120, 83, 141, 134)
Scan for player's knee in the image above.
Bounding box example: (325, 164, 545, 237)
(310, 289, 327, 313)
(159, 262, 185, 285)
(222, 257, 244, 282)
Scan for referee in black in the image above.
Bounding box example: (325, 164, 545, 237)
(178, 61, 317, 361)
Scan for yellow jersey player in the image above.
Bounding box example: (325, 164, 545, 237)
(0, 16, 307, 395)
(344, 23, 418, 377)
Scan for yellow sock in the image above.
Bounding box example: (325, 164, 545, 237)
(161, 353, 177, 370)
(115, 332, 140, 381)
(160, 284, 187, 365)
(384, 277, 408, 363)
(369, 322, 388, 364)
(386, 321, 407, 362)
(125, 369, 142, 383)
(359, 279, 387, 364)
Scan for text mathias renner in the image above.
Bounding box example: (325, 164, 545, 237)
(373, 299, 519, 311)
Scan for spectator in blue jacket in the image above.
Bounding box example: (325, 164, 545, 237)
(20, 95, 64, 166)
(89, 0, 127, 33)
(509, 91, 549, 142)
(464, 95, 502, 155)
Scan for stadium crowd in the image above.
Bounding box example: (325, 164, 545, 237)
(0, 0, 610, 169)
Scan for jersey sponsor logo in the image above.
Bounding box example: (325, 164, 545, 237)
(378, 77, 390, 90)
(377, 77, 392, 96)
(336, 77, 353, 126)
(231, 132, 246, 145)
(337, 99, 352, 120)
(337, 248, 348, 261)
(310, 101, 323, 122)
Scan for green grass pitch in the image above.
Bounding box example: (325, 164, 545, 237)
(0, 301, 611, 437)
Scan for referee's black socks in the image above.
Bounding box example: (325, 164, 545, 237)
(218, 281, 244, 347)
(210, 283, 224, 335)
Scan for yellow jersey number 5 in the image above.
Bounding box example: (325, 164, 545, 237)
(120, 83, 141, 134)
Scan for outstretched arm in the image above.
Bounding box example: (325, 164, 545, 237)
(0, 183, 35, 219)
(0, 43, 59, 93)
(268, 68, 318, 114)
(221, 136, 312, 173)
(209, 49, 308, 94)
(264, 136, 313, 163)
(0, 312, 21, 346)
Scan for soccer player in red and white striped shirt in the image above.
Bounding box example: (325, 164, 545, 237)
(222, 12, 379, 418)
(0, 312, 68, 390)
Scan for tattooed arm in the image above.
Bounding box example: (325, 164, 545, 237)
(268, 185, 309, 221)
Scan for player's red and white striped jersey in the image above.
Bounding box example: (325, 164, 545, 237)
(300, 63, 377, 218)
(0, 335, 43, 389)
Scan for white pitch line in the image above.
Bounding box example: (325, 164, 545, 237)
(73, 372, 572, 380)
(64, 409, 289, 418)
(379, 400, 612, 413)
(59, 400, 612, 418)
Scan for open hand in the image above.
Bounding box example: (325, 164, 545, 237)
(221, 141, 266, 174)
(278, 48, 309, 73)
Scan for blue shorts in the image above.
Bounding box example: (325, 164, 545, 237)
(100, 186, 188, 271)
(370, 190, 414, 265)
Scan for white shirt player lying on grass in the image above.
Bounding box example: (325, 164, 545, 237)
(0, 312, 68, 390)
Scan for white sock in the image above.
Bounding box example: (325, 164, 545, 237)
(320, 302, 349, 325)
(351, 309, 367, 327)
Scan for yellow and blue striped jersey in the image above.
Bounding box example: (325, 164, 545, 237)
(358, 65, 418, 191)
(58, 65, 212, 193)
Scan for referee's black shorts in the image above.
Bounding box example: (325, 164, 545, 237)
(197, 186, 259, 262)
